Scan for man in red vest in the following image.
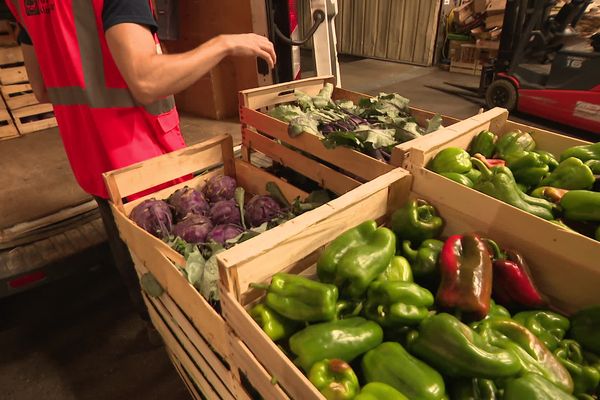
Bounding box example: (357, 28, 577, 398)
(5, 0, 276, 321)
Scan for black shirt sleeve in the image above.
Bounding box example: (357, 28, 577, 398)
(103, 0, 158, 33)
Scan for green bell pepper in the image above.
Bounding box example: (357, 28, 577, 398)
(584, 159, 600, 174)
(376, 255, 413, 283)
(495, 131, 536, 164)
(475, 317, 574, 393)
(560, 191, 600, 222)
(317, 221, 396, 299)
(560, 142, 600, 162)
(465, 167, 482, 183)
(407, 313, 521, 378)
(540, 157, 595, 190)
(536, 150, 560, 170)
(440, 171, 474, 187)
(251, 273, 338, 322)
(354, 382, 409, 400)
(362, 342, 447, 400)
(509, 152, 551, 187)
(570, 306, 600, 354)
(451, 378, 498, 400)
(391, 199, 444, 245)
(471, 157, 556, 220)
(504, 374, 577, 400)
(334, 300, 363, 320)
(402, 239, 444, 281)
(364, 281, 434, 327)
(555, 340, 600, 395)
(249, 303, 301, 341)
(308, 359, 360, 400)
(470, 130, 497, 158)
(289, 317, 383, 372)
(429, 147, 472, 174)
(513, 311, 570, 351)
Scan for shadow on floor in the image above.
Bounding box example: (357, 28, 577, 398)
(0, 264, 189, 400)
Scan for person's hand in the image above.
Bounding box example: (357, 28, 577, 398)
(219, 33, 276, 69)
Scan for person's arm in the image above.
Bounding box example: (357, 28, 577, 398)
(106, 23, 276, 105)
(21, 44, 49, 103)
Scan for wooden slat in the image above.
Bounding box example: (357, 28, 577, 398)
(228, 335, 291, 400)
(0, 107, 18, 140)
(243, 128, 361, 196)
(234, 159, 308, 202)
(351, 1, 366, 55)
(167, 353, 204, 400)
(103, 134, 230, 204)
(0, 46, 23, 66)
(218, 168, 409, 299)
(122, 170, 224, 215)
(11, 103, 57, 135)
(221, 289, 322, 400)
(0, 65, 27, 85)
(240, 108, 394, 181)
(424, 0, 442, 65)
(1, 84, 38, 110)
(144, 296, 222, 400)
(146, 293, 237, 400)
(339, 0, 353, 54)
(374, 0, 392, 58)
(239, 76, 334, 110)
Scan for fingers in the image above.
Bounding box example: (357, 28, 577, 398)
(250, 34, 276, 68)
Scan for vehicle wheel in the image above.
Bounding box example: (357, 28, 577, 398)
(485, 79, 518, 111)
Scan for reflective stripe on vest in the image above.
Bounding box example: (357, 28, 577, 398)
(11, 0, 174, 116)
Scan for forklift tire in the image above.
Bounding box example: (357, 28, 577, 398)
(485, 79, 518, 112)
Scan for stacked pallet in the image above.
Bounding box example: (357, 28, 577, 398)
(449, 0, 505, 75)
(0, 33, 57, 140)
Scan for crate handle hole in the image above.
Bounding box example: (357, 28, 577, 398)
(277, 89, 295, 97)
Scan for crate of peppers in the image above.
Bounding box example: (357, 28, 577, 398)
(217, 168, 600, 400)
(103, 134, 357, 400)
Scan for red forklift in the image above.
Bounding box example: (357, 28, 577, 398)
(484, 0, 600, 133)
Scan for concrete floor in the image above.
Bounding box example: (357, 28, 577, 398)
(0, 54, 591, 400)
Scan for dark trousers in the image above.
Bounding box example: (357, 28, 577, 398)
(94, 196, 149, 321)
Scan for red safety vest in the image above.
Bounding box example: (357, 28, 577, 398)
(6, 0, 187, 199)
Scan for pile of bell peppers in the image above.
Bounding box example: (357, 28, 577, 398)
(428, 131, 600, 241)
(248, 200, 600, 400)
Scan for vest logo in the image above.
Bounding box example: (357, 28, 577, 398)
(25, 0, 56, 16)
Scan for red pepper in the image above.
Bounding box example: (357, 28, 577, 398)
(484, 239, 546, 309)
(436, 234, 493, 320)
(474, 153, 506, 168)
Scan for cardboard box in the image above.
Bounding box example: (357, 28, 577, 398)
(485, 13, 505, 29)
(474, 0, 489, 14)
(487, 0, 507, 14)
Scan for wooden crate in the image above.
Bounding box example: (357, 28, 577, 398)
(218, 167, 600, 400)
(11, 103, 57, 134)
(239, 75, 460, 184)
(0, 101, 19, 140)
(0, 46, 27, 85)
(1, 84, 39, 110)
(136, 257, 254, 400)
(103, 133, 356, 399)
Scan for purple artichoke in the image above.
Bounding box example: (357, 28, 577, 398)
(203, 175, 237, 203)
(209, 199, 241, 225)
(167, 186, 209, 219)
(172, 214, 213, 244)
(244, 195, 282, 227)
(207, 224, 244, 246)
(129, 199, 173, 238)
